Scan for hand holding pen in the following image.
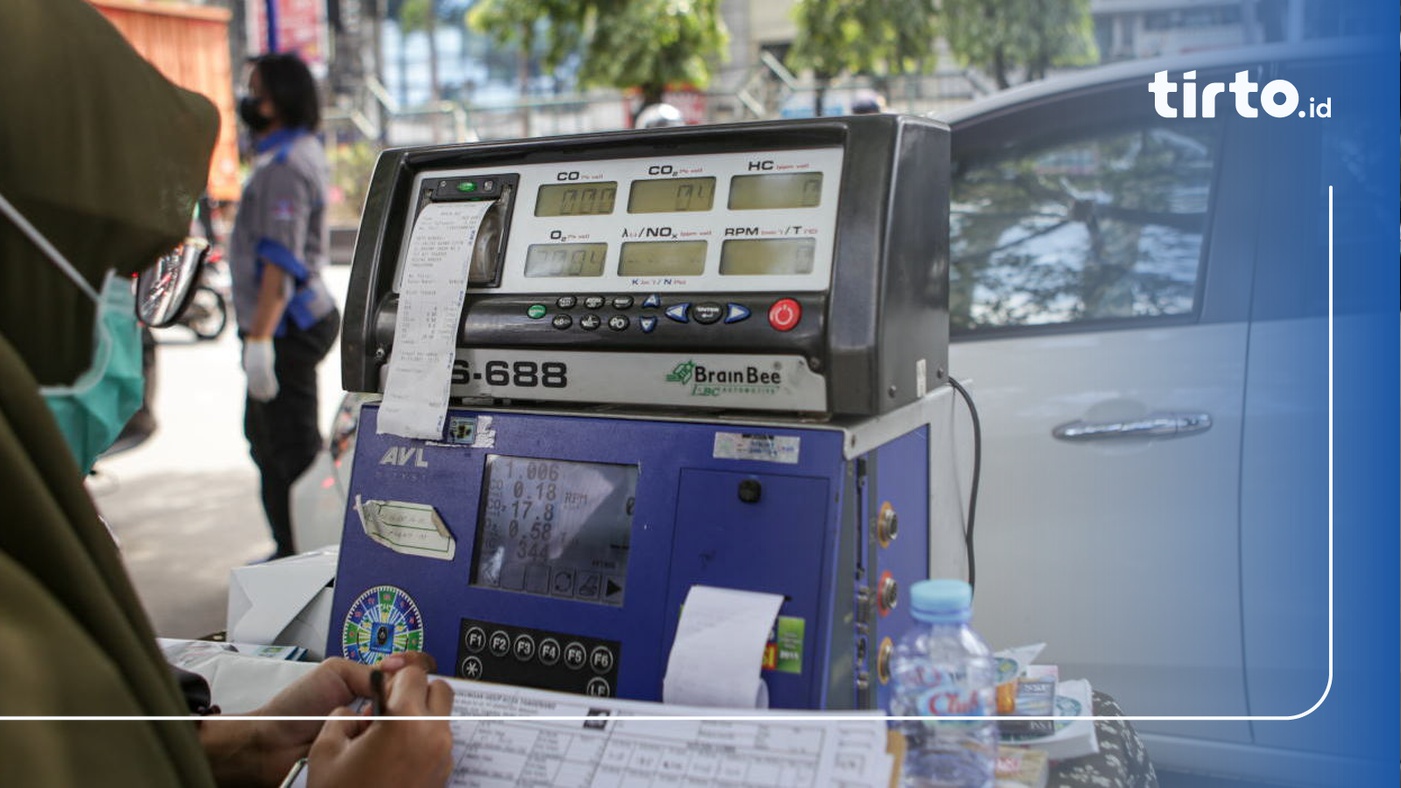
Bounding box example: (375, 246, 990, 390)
(307, 652, 456, 788)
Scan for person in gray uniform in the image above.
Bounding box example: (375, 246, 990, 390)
(229, 53, 341, 559)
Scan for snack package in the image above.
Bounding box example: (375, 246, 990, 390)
(1000, 679, 1099, 762)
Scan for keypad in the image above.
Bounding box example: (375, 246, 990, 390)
(456, 619, 620, 698)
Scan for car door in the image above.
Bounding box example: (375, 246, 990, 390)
(945, 77, 1261, 742)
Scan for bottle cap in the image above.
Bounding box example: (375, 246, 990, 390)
(910, 579, 973, 623)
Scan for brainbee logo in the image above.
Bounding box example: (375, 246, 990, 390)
(666, 360, 696, 385)
(1149, 70, 1331, 119)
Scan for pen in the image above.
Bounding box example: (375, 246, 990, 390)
(370, 668, 386, 717)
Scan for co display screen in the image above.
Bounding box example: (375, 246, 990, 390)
(618, 240, 707, 276)
(472, 456, 638, 606)
(627, 177, 716, 214)
(534, 182, 618, 217)
(728, 172, 824, 210)
(719, 238, 818, 275)
(524, 243, 608, 277)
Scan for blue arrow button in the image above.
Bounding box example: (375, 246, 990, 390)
(724, 303, 751, 324)
(664, 303, 690, 323)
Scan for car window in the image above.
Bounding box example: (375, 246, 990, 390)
(950, 119, 1222, 334)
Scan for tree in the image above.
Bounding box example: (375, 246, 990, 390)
(579, 0, 728, 112)
(398, 0, 442, 105)
(469, 0, 728, 121)
(467, 0, 580, 97)
(941, 0, 1097, 89)
(789, 0, 938, 117)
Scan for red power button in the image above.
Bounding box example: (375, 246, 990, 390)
(768, 298, 801, 332)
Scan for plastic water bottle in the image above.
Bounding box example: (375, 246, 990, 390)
(888, 579, 998, 787)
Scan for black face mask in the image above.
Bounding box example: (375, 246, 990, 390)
(238, 95, 271, 133)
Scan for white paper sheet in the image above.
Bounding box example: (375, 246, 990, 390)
(662, 585, 785, 709)
(438, 680, 893, 788)
(276, 672, 896, 788)
(378, 200, 495, 439)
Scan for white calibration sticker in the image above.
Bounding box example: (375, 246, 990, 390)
(355, 496, 457, 560)
(712, 432, 801, 465)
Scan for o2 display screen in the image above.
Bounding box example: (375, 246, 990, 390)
(472, 456, 638, 606)
(524, 243, 607, 277)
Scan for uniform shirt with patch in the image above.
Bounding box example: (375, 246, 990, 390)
(228, 130, 337, 334)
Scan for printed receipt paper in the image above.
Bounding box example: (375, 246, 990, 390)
(378, 200, 494, 439)
(663, 585, 783, 709)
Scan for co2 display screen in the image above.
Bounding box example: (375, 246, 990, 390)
(627, 177, 716, 214)
(728, 172, 824, 210)
(534, 182, 618, 217)
(617, 240, 707, 276)
(472, 456, 638, 606)
(719, 238, 817, 275)
(524, 243, 608, 277)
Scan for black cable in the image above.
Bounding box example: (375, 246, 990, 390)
(945, 375, 982, 593)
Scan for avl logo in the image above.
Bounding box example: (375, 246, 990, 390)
(1149, 70, 1331, 119)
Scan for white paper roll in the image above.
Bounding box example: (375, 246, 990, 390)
(662, 585, 784, 709)
(378, 199, 495, 439)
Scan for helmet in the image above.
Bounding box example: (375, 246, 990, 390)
(851, 90, 886, 115)
(636, 103, 685, 129)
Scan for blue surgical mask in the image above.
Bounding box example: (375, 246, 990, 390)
(0, 192, 145, 474)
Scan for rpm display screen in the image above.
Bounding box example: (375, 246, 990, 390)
(534, 182, 618, 217)
(524, 243, 608, 277)
(719, 238, 817, 275)
(627, 177, 716, 213)
(728, 172, 824, 210)
(472, 456, 638, 606)
(618, 240, 707, 275)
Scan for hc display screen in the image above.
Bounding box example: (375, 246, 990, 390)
(728, 172, 824, 210)
(471, 455, 638, 606)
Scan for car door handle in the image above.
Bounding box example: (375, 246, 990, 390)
(1052, 412, 1212, 442)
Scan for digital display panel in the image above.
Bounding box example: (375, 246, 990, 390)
(473, 456, 638, 606)
(627, 177, 716, 213)
(524, 243, 608, 277)
(719, 238, 817, 275)
(534, 182, 618, 217)
(618, 240, 707, 276)
(728, 172, 824, 210)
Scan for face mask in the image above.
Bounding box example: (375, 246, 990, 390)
(238, 94, 271, 133)
(39, 272, 145, 474)
(0, 191, 145, 474)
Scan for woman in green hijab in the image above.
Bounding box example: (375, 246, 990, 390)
(0, 3, 454, 785)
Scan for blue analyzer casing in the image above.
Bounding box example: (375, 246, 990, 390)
(329, 402, 935, 710)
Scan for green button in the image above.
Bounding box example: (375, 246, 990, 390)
(527, 304, 548, 319)
(456, 181, 477, 192)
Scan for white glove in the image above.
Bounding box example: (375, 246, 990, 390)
(243, 338, 279, 402)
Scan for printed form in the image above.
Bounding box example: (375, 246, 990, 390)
(440, 679, 895, 788)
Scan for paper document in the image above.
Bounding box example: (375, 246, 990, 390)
(440, 679, 894, 788)
(378, 200, 495, 439)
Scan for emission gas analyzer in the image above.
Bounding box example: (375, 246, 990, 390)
(328, 114, 953, 711)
